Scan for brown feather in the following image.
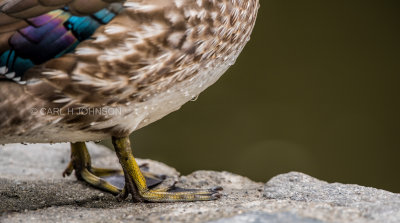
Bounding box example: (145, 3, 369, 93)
(0, 13, 20, 26)
(0, 31, 13, 53)
(6, 5, 59, 19)
(0, 20, 28, 33)
(0, 0, 260, 143)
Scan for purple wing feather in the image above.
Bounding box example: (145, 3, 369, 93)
(9, 10, 77, 64)
(0, 1, 122, 79)
(27, 9, 64, 27)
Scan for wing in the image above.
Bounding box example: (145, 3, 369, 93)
(0, 0, 123, 81)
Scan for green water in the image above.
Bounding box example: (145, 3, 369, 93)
(104, 1, 400, 192)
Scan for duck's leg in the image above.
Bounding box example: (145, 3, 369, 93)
(62, 142, 120, 195)
(112, 136, 223, 202)
(63, 142, 165, 195)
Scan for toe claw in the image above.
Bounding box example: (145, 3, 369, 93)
(159, 174, 167, 180)
(62, 168, 72, 177)
(212, 186, 223, 192)
(211, 192, 222, 199)
(139, 163, 150, 170)
(116, 188, 128, 202)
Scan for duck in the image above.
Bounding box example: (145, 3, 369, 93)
(0, 0, 259, 202)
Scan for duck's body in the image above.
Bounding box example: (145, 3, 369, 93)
(0, 51, 235, 144)
(0, 0, 258, 144)
(0, 0, 259, 202)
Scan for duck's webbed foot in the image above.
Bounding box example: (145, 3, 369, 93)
(112, 136, 223, 202)
(62, 142, 165, 195)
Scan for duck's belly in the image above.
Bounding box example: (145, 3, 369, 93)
(0, 58, 233, 144)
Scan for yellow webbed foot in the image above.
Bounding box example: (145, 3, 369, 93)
(63, 142, 165, 195)
(112, 136, 223, 202)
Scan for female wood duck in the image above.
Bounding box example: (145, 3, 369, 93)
(0, 0, 259, 202)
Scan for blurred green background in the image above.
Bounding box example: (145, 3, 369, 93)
(104, 1, 400, 192)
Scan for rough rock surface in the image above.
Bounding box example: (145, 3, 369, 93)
(0, 143, 399, 223)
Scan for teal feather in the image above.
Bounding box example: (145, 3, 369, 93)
(0, 7, 119, 79)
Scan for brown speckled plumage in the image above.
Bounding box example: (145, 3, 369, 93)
(0, 0, 259, 143)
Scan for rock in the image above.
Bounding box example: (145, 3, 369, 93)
(208, 212, 326, 223)
(0, 143, 399, 223)
(264, 172, 400, 223)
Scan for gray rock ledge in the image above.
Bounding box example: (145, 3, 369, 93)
(0, 143, 399, 223)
